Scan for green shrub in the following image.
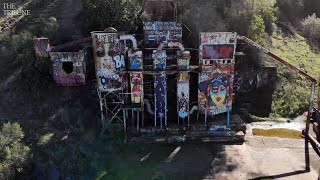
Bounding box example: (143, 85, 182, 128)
(80, 0, 142, 33)
(302, 13, 320, 49)
(271, 68, 310, 118)
(248, 15, 266, 45)
(0, 122, 30, 179)
(229, 0, 276, 44)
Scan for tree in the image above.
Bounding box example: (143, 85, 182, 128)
(80, 0, 143, 33)
(229, 0, 276, 43)
(302, 13, 320, 49)
(248, 15, 266, 44)
(0, 122, 30, 179)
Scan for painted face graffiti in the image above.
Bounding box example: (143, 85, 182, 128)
(208, 80, 228, 107)
(198, 72, 233, 115)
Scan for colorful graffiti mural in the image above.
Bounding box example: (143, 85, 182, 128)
(49, 50, 86, 86)
(199, 32, 237, 64)
(152, 50, 167, 70)
(200, 32, 237, 44)
(128, 50, 143, 70)
(233, 67, 277, 92)
(202, 44, 235, 59)
(198, 65, 234, 115)
(177, 72, 189, 119)
(91, 32, 125, 91)
(199, 32, 237, 115)
(130, 73, 144, 103)
(177, 51, 190, 70)
(144, 21, 182, 47)
(154, 74, 167, 127)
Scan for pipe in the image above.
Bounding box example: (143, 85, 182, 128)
(144, 99, 154, 115)
(120, 34, 138, 50)
(157, 42, 185, 51)
(307, 133, 320, 149)
(189, 105, 198, 115)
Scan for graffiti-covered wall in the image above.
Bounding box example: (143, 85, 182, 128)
(198, 32, 237, 115)
(234, 67, 277, 93)
(154, 74, 167, 127)
(143, 21, 182, 47)
(49, 50, 86, 86)
(34, 38, 50, 58)
(91, 32, 125, 92)
(198, 65, 234, 115)
(177, 72, 189, 119)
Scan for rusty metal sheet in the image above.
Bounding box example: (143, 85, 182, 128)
(49, 50, 86, 86)
(143, 21, 182, 47)
(91, 32, 125, 92)
(33, 38, 50, 58)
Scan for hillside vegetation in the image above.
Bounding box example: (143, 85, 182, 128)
(270, 31, 320, 117)
(0, 0, 320, 179)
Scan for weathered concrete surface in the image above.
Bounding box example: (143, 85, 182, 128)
(203, 135, 320, 180)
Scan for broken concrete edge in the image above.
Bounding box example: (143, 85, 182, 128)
(127, 130, 245, 144)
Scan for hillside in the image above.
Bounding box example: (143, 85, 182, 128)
(0, 0, 320, 179)
(271, 33, 320, 77)
(269, 32, 320, 117)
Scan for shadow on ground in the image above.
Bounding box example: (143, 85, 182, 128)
(91, 142, 239, 180)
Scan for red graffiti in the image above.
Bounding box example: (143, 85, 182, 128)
(218, 47, 234, 59)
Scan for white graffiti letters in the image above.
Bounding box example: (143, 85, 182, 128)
(113, 54, 125, 69)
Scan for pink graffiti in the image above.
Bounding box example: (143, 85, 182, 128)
(54, 74, 85, 86)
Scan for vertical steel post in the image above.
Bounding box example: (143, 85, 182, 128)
(227, 108, 231, 127)
(137, 111, 140, 132)
(305, 81, 315, 171)
(123, 109, 127, 133)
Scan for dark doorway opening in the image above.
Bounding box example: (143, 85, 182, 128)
(62, 62, 74, 74)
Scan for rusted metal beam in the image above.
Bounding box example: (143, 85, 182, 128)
(267, 52, 316, 82)
(307, 133, 320, 150)
(48, 37, 92, 52)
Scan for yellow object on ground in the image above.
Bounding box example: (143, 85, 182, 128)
(252, 128, 302, 139)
